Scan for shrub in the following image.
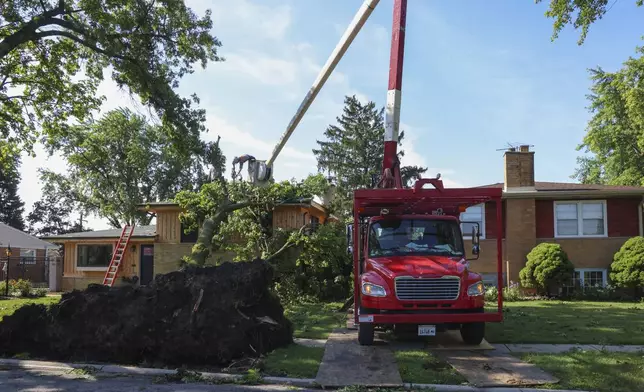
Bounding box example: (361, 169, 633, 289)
(484, 282, 522, 302)
(32, 288, 49, 298)
(12, 279, 33, 297)
(519, 243, 574, 295)
(610, 236, 644, 295)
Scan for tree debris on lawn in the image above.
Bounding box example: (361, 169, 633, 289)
(0, 259, 293, 366)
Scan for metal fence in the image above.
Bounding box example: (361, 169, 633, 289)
(0, 256, 52, 288)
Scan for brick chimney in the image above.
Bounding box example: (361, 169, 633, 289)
(504, 145, 535, 191)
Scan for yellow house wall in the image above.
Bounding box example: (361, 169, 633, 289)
(61, 238, 154, 291)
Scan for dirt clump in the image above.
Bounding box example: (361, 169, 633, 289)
(0, 259, 293, 366)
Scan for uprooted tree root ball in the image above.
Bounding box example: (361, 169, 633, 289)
(0, 259, 294, 366)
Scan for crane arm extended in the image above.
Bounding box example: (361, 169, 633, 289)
(266, 0, 381, 168)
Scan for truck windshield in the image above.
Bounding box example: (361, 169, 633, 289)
(368, 218, 465, 258)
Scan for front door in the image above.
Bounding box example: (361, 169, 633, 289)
(140, 245, 154, 285)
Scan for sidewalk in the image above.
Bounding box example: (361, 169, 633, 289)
(294, 337, 644, 353)
(0, 358, 587, 392)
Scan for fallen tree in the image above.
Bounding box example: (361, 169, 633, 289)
(0, 259, 293, 367)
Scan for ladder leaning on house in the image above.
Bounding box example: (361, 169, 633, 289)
(102, 224, 135, 287)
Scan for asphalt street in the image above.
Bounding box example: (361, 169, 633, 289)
(0, 368, 314, 392)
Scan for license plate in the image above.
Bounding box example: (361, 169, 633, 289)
(418, 325, 436, 336)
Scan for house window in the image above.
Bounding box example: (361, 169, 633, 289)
(563, 269, 607, 293)
(554, 201, 607, 237)
(76, 244, 113, 269)
(460, 204, 485, 239)
(310, 216, 320, 230)
(180, 222, 199, 243)
(19, 249, 36, 265)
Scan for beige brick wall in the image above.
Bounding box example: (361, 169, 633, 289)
(505, 198, 537, 282)
(504, 151, 535, 188)
(464, 239, 506, 274)
(62, 276, 103, 291)
(536, 237, 631, 270)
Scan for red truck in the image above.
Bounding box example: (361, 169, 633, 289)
(349, 178, 504, 345)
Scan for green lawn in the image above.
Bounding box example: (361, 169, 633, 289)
(519, 349, 644, 392)
(284, 301, 345, 339)
(394, 350, 467, 385)
(0, 296, 60, 321)
(485, 300, 644, 345)
(260, 344, 325, 378)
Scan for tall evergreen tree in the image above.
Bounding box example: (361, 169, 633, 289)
(313, 95, 427, 218)
(0, 141, 25, 230)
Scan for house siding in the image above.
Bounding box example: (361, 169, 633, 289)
(607, 197, 640, 237)
(535, 200, 554, 238)
(156, 210, 181, 243)
(59, 238, 154, 290)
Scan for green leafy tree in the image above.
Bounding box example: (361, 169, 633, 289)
(175, 173, 332, 267)
(520, 243, 575, 295)
(313, 95, 427, 218)
(610, 236, 644, 292)
(0, 141, 25, 230)
(536, 0, 644, 45)
(47, 107, 220, 228)
(27, 169, 91, 236)
(0, 0, 221, 157)
(572, 48, 644, 186)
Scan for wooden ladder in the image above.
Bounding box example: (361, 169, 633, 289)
(102, 224, 135, 287)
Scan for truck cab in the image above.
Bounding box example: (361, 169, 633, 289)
(350, 213, 486, 345)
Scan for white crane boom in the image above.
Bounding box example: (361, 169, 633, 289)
(266, 0, 381, 168)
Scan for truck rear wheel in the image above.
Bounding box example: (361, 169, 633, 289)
(460, 322, 485, 345)
(358, 321, 374, 345)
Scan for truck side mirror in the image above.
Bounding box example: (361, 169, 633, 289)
(346, 224, 353, 254)
(471, 225, 480, 256)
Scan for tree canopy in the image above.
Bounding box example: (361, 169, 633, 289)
(536, 0, 644, 45)
(0, 0, 221, 158)
(27, 169, 91, 236)
(46, 107, 223, 228)
(313, 95, 427, 218)
(0, 141, 25, 230)
(573, 47, 644, 186)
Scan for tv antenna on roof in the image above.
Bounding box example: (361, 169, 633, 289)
(495, 142, 534, 153)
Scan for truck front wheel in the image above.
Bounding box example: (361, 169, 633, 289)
(460, 322, 485, 345)
(358, 322, 374, 345)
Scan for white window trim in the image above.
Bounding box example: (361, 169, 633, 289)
(554, 200, 608, 238)
(461, 203, 486, 240)
(75, 243, 114, 271)
(572, 268, 608, 287)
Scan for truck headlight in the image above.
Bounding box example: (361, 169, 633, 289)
(362, 282, 386, 297)
(467, 281, 485, 296)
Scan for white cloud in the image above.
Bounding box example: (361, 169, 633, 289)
(193, 0, 292, 41)
(219, 51, 300, 86)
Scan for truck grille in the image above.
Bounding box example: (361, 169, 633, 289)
(395, 276, 461, 301)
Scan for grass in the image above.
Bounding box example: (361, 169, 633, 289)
(260, 344, 325, 378)
(0, 296, 60, 321)
(284, 301, 345, 339)
(394, 350, 467, 385)
(519, 349, 644, 392)
(485, 300, 644, 345)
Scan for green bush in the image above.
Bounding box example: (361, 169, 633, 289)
(32, 288, 49, 298)
(519, 243, 575, 295)
(610, 236, 644, 293)
(12, 279, 33, 297)
(485, 282, 522, 302)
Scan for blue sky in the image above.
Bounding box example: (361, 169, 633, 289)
(18, 0, 644, 230)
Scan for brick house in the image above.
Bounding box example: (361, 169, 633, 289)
(461, 146, 644, 290)
(42, 198, 336, 291)
(0, 222, 58, 285)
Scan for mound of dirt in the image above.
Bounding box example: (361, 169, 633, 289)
(0, 259, 293, 366)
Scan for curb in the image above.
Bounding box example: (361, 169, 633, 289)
(0, 358, 590, 392)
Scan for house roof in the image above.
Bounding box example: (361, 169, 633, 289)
(0, 222, 58, 250)
(41, 225, 157, 241)
(475, 181, 644, 198)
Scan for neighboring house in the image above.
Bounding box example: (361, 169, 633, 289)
(42, 198, 336, 291)
(0, 222, 58, 284)
(461, 145, 644, 291)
